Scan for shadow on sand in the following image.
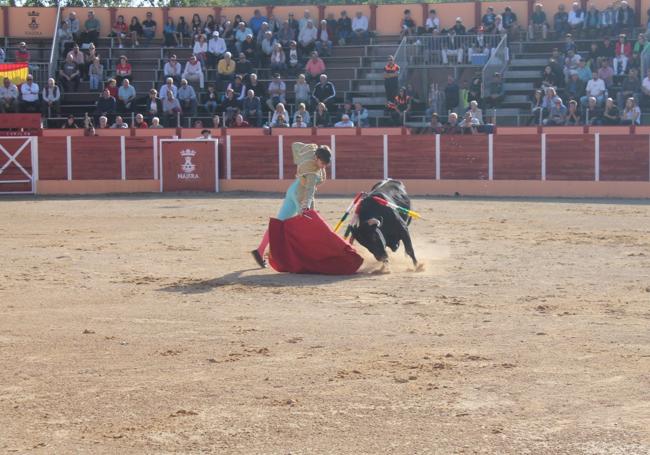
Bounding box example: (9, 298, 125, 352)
(158, 267, 367, 294)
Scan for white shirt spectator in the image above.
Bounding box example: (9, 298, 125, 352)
(0, 83, 18, 101)
(183, 59, 205, 88)
(292, 121, 308, 128)
(159, 83, 178, 99)
(585, 78, 606, 97)
(208, 35, 227, 55)
(334, 115, 355, 127)
(642, 76, 650, 93)
(426, 16, 440, 31)
(42, 85, 61, 103)
(193, 40, 207, 55)
(568, 9, 584, 26)
(164, 61, 182, 77)
(352, 15, 368, 32)
(21, 81, 39, 102)
(299, 24, 317, 46)
(177, 84, 197, 102)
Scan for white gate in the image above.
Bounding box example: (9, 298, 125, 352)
(0, 137, 38, 194)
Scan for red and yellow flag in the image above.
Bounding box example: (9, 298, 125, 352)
(0, 63, 29, 85)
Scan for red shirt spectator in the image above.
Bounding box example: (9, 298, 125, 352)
(615, 36, 632, 58)
(105, 79, 118, 98)
(16, 42, 30, 62)
(115, 57, 132, 78)
(305, 52, 326, 78)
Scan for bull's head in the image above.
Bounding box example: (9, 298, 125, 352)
(351, 217, 388, 262)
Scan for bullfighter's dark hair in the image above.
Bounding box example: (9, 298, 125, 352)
(315, 146, 331, 164)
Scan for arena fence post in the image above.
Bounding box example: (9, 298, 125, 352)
(488, 133, 494, 181)
(278, 135, 284, 180)
(66, 136, 72, 181)
(214, 139, 219, 193)
(120, 135, 126, 180)
(594, 133, 600, 182)
(153, 136, 158, 180)
(541, 133, 546, 181)
(226, 135, 231, 179)
(383, 134, 388, 180)
(435, 134, 441, 180)
(330, 135, 336, 180)
(31, 136, 39, 194)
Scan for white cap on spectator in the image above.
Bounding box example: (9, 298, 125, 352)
(456, 17, 462, 22)
(213, 31, 219, 37)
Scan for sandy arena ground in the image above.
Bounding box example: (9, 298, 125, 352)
(1, 193, 649, 454)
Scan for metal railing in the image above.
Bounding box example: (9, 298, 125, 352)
(48, 5, 63, 81)
(393, 36, 408, 89)
(481, 34, 508, 98)
(396, 34, 504, 67)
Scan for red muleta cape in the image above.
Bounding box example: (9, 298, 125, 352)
(268, 210, 363, 275)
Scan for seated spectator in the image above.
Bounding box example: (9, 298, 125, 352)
(183, 54, 205, 89)
(81, 10, 100, 44)
(20, 74, 39, 113)
(270, 102, 288, 125)
(163, 17, 179, 48)
(529, 89, 545, 125)
(219, 88, 239, 125)
(95, 88, 117, 120)
(602, 97, 620, 125)
(250, 9, 268, 37)
(211, 114, 221, 128)
(299, 10, 312, 32)
(575, 59, 592, 83)
(565, 99, 581, 125)
(162, 90, 182, 127)
(114, 55, 132, 86)
(111, 115, 129, 129)
(240, 34, 257, 65)
(163, 55, 182, 85)
(62, 114, 78, 129)
(445, 112, 461, 134)
(236, 53, 254, 80)
(389, 86, 411, 125)
(351, 102, 369, 127)
(84, 125, 97, 136)
(315, 20, 332, 57)
(567, 3, 584, 37)
(399, 9, 417, 39)
(226, 75, 246, 101)
(481, 7, 496, 34)
(542, 86, 561, 110)
(566, 73, 586, 101)
(193, 34, 208, 65)
(334, 114, 355, 127)
(59, 54, 80, 92)
(270, 43, 287, 74)
(235, 22, 253, 54)
(351, 11, 369, 44)
(242, 89, 262, 126)
(144, 88, 162, 121)
(441, 23, 465, 65)
(66, 44, 85, 79)
(616, 1, 635, 35)
(620, 96, 641, 124)
(270, 113, 289, 128)
(111, 15, 128, 48)
(584, 5, 600, 38)
(0, 78, 18, 113)
(292, 114, 309, 128)
(423, 113, 444, 134)
(98, 115, 109, 129)
(600, 4, 616, 36)
(277, 20, 296, 48)
(563, 33, 577, 54)
(142, 12, 157, 43)
(529, 3, 548, 40)
(41, 78, 61, 116)
(298, 20, 317, 55)
(580, 72, 606, 106)
(616, 33, 632, 60)
(541, 65, 559, 89)
(293, 102, 311, 126)
(459, 111, 480, 134)
(57, 21, 75, 57)
(217, 52, 237, 87)
(207, 31, 226, 70)
(545, 98, 567, 125)
(502, 7, 518, 35)
(117, 78, 136, 113)
(230, 113, 250, 128)
(203, 14, 216, 37)
(159, 77, 178, 100)
(314, 102, 330, 127)
(266, 73, 286, 111)
(203, 84, 219, 115)
(190, 13, 202, 37)
(129, 17, 143, 47)
(287, 41, 301, 75)
(598, 59, 614, 88)
(294, 73, 311, 109)
(178, 78, 198, 116)
(425, 10, 440, 34)
(150, 117, 164, 129)
(618, 68, 640, 108)
(66, 11, 80, 41)
(583, 96, 602, 124)
(259, 30, 276, 65)
(467, 100, 483, 124)
(312, 74, 336, 111)
(247, 73, 266, 102)
(336, 11, 352, 45)
(88, 56, 104, 92)
(134, 113, 148, 128)
(305, 51, 326, 83)
(483, 72, 504, 108)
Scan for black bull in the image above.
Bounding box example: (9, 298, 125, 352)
(349, 180, 418, 266)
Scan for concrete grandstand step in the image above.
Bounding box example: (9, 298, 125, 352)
(505, 70, 540, 79)
(504, 82, 535, 91)
(510, 58, 547, 67)
(362, 72, 385, 81)
(352, 96, 388, 105)
(504, 95, 530, 104)
(357, 84, 384, 93)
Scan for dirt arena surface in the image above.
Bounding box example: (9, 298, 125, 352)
(1, 193, 649, 454)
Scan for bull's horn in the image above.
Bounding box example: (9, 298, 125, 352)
(367, 218, 381, 227)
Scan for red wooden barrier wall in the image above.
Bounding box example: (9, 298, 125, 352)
(440, 135, 489, 180)
(599, 135, 650, 182)
(493, 135, 542, 180)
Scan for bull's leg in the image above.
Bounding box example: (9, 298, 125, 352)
(399, 225, 418, 267)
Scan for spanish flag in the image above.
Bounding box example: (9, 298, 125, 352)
(0, 63, 29, 85)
